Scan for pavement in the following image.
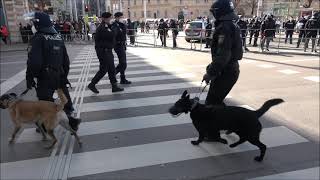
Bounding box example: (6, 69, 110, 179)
(0, 43, 319, 180)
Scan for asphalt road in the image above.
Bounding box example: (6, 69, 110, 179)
(0, 42, 319, 180)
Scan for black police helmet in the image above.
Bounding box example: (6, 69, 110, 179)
(33, 12, 57, 34)
(210, 0, 234, 19)
(312, 11, 320, 20)
(114, 12, 124, 18)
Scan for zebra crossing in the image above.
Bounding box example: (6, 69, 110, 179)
(1, 46, 319, 180)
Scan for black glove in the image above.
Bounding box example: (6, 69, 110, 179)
(202, 73, 216, 84)
(27, 78, 36, 89)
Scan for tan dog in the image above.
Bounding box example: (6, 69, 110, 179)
(0, 89, 82, 149)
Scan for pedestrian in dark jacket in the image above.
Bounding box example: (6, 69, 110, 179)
(297, 17, 308, 48)
(127, 19, 135, 45)
(260, 15, 276, 51)
(205, 19, 213, 48)
(304, 12, 320, 52)
(170, 19, 179, 48)
(237, 15, 249, 52)
(157, 19, 168, 47)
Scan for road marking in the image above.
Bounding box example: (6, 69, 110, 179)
(70, 60, 156, 68)
(73, 80, 199, 96)
(67, 126, 307, 178)
(0, 61, 26, 65)
(81, 92, 231, 113)
(250, 167, 320, 180)
(257, 64, 276, 69)
(303, 76, 319, 82)
(277, 69, 300, 75)
(72, 59, 143, 64)
(0, 69, 26, 96)
(279, 58, 320, 62)
(72, 73, 191, 87)
(4, 126, 306, 180)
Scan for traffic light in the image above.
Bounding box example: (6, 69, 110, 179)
(85, 5, 89, 12)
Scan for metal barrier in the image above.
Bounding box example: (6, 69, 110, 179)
(2, 28, 319, 55)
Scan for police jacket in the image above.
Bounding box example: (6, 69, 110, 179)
(207, 13, 243, 77)
(305, 18, 320, 37)
(252, 20, 261, 32)
(158, 23, 168, 35)
(284, 20, 296, 31)
(26, 32, 69, 89)
(112, 20, 127, 42)
(95, 22, 116, 49)
(236, 20, 248, 36)
(261, 18, 276, 37)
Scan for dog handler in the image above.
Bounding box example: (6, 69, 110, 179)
(25, 12, 81, 132)
(202, 0, 243, 107)
(87, 12, 124, 93)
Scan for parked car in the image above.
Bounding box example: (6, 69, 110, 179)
(185, 20, 207, 42)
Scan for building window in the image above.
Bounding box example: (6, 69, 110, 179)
(180, 0, 183, 5)
(134, 0, 136, 5)
(148, 0, 150, 3)
(128, 0, 130, 6)
(157, 0, 160, 4)
(157, 10, 160, 17)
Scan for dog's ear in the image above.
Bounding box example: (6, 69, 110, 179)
(182, 90, 188, 98)
(186, 94, 190, 99)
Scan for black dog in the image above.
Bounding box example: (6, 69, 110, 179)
(169, 90, 284, 162)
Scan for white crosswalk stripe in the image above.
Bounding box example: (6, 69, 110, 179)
(0, 48, 315, 180)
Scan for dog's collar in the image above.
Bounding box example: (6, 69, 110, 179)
(190, 98, 199, 111)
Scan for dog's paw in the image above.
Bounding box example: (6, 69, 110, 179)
(191, 141, 200, 145)
(78, 141, 83, 148)
(254, 156, 264, 162)
(8, 139, 15, 144)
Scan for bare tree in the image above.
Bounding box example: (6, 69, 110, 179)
(302, 0, 313, 8)
(235, 0, 258, 16)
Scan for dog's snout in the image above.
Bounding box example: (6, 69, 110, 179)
(169, 106, 178, 115)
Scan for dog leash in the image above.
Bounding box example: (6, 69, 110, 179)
(20, 88, 30, 97)
(195, 81, 209, 99)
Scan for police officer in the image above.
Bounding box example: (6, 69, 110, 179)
(260, 14, 276, 52)
(205, 18, 213, 48)
(202, 0, 243, 140)
(297, 16, 308, 48)
(284, 16, 296, 44)
(304, 12, 320, 53)
(87, 12, 124, 93)
(236, 15, 250, 52)
(157, 19, 168, 47)
(170, 19, 179, 48)
(252, 17, 261, 47)
(26, 12, 81, 132)
(113, 12, 131, 84)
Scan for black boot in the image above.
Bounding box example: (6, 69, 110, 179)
(36, 123, 47, 133)
(68, 115, 81, 132)
(112, 83, 124, 92)
(88, 83, 99, 94)
(120, 76, 132, 84)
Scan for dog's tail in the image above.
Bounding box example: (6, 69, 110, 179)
(56, 88, 68, 112)
(255, 98, 284, 117)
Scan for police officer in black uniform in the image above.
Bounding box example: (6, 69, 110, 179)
(205, 18, 213, 48)
(260, 14, 276, 52)
(26, 12, 81, 132)
(157, 19, 168, 47)
(304, 12, 320, 52)
(252, 17, 261, 47)
(202, 0, 243, 140)
(236, 15, 249, 52)
(284, 16, 296, 44)
(113, 12, 131, 84)
(87, 12, 124, 93)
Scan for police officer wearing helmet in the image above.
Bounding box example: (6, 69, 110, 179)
(112, 12, 131, 84)
(304, 11, 320, 53)
(203, 0, 242, 103)
(26, 12, 81, 132)
(87, 12, 124, 93)
(202, 0, 243, 140)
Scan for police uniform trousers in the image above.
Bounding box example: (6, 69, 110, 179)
(36, 79, 74, 113)
(114, 42, 128, 79)
(91, 48, 117, 85)
(297, 30, 305, 47)
(285, 30, 293, 44)
(205, 62, 240, 106)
